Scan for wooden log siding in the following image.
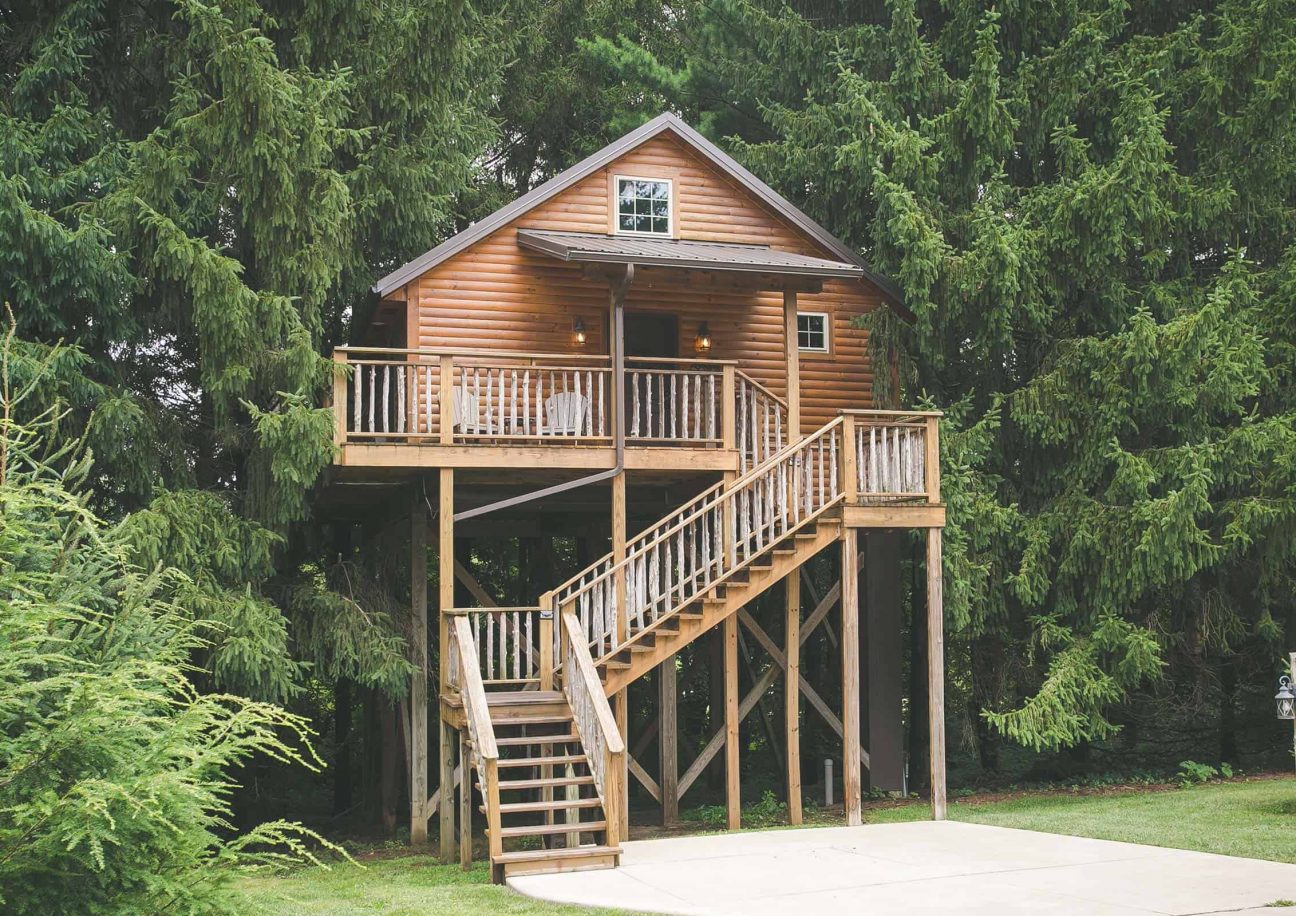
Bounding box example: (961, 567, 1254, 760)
(558, 419, 847, 660)
(407, 133, 883, 434)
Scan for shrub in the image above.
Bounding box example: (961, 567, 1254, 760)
(0, 354, 334, 913)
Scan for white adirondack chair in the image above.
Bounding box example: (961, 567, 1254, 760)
(451, 388, 485, 435)
(542, 391, 588, 436)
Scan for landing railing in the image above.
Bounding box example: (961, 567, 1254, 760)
(845, 410, 941, 503)
(559, 611, 624, 847)
(446, 608, 554, 690)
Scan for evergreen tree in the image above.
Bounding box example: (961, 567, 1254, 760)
(0, 1, 510, 702)
(592, 0, 1296, 757)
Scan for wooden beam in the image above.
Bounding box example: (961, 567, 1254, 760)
(785, 575, 803, 825)
(724, 614, 740, 830)
(737, 607, 867, 767)
(628, 753, 662, 803)
(841, 531, 862, 826)
(424, 762, 461, 818)
(611, 471, 629, 840)
(659, 658, 679, 825)
(784, 290, 801, 437)
(453, 558, 496, 607)
(737, 629, 785, 780)
(409, 491, 429, 844)
(458, 728, 471, 869)
(437, 468, 455, 863)
(439, 719, 456, 861)
(928, 527, 948, 820)
(679, 660, 778, 797)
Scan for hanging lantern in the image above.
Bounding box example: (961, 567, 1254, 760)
(1276, 676, 1296, 720)
(572, 317, 587, 347)
(694, 321, 712, 353)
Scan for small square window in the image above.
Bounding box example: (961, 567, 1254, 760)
(797, 313, 829, 353)
(615, 177, 671, 236)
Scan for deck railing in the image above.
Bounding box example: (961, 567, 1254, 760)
(333, 347, 766, 450)
(559, 611, 624, 847)
(449, 616, 503, 860)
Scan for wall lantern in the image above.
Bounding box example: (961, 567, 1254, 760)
(1277, 676, 1296, 720)
(694, 321, 712, 354)
(573, 317, 587, 347)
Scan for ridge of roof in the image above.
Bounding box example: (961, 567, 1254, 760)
(372, 112, 906, 312)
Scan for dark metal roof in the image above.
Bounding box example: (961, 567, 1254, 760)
(371, 112, 907, 313)
(517, 230, 864, 279)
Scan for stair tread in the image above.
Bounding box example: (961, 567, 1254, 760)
(495, 733, 579, 746)
(496, 820, 607, 838)
(486, 774, 594, 791)
(486, 690, 565, 706)
(492, 845, 621, 865)
(494, 715, 573, 727)
(486, 797, 603, 815)
(498, 754, 587, 768)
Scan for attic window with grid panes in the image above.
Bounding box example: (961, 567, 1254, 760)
(615, 177, 671, 235)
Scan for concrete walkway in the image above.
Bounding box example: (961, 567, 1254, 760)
(508, 821, 1296, 915)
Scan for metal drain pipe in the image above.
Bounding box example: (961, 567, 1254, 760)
(453, 263, 633, 523)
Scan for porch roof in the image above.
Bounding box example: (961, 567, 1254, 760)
(515, 229, 864, 280)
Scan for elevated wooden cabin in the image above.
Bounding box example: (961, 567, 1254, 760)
(326, 113, 946, 880)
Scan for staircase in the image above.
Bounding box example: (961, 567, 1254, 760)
(450, 415, 871, 881)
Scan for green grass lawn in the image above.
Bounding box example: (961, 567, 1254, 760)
(232, 856, 635, 915)
(865, 775, 1296, 864)
(231, 776, 1296, 914)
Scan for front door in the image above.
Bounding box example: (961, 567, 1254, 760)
(625, 312, 679, 359)
(624, 313, 678, 440)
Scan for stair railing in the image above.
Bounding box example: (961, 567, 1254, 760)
(558, 610, 625, 848)
(559, 416, 848, 660)
(450, 616, 502, 862)
(735, 370, 787, 472)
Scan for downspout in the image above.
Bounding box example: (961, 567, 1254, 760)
(453, 263, 633, 523)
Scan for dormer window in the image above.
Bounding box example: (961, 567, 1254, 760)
(616, 176, 671, 235)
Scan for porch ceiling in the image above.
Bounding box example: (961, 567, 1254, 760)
(516, 229, 864, 280)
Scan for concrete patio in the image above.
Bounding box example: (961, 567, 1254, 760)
(508, 820, 1296, 915)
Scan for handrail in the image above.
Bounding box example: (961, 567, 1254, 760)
(560, 613, 625, 755)
(452, 616, 499, 761)
(559, 610, 625, 847)
(560, 416, 848, 656)
(734, 368, 787, 409)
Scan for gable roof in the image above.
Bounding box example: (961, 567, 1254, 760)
(373, 112, 905, 310)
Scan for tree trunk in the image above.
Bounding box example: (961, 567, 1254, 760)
(333, 678, 353, 816)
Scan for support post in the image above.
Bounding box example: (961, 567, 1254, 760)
(841, 530, 862, 826)
(783, 290, 801, 438)
(785, 574, 803, 825)
(724, 614, 741, 830)
(927, 527, 947, 820)
(437, 468, 456, 862)
(458, 728, 471, 869)
(659, 657, 679, 826)
(721, 364, 737, 451)
(864, 532, 905, 792)
(332, 349, 348, 448)
(409, 489, 429, 844)
(611, 471, 629, 839)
